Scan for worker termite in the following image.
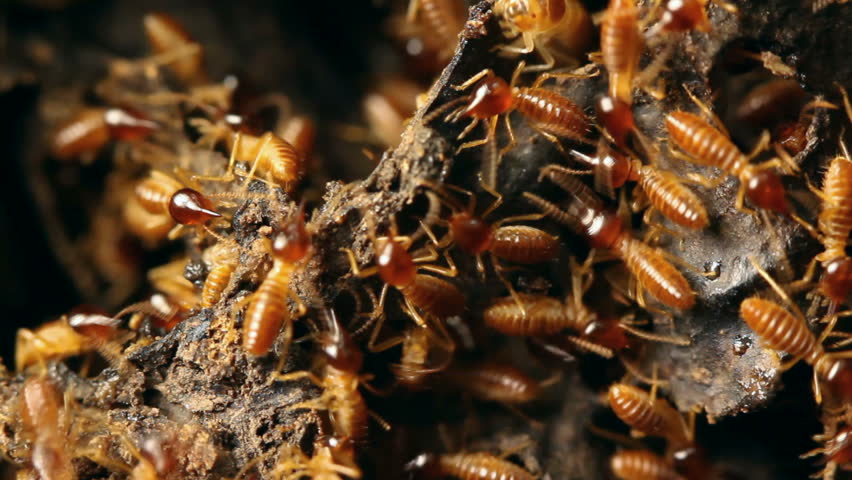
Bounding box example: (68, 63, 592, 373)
(275, 309, 371, 444)
(739, 256, 852, 405)
(429, 61, 593, 155)
(600, 0, 643, 104)
(611, 449, 684, 480)
(564, 144, 709, 229)
(405, 451, 536, 480)
(20, 377, 75, 480)
(196, 131, 305, 191)
(242, 207, 311, 356)
(143, 12, 207, 86)
(343, 214, 463, 351)
(524, 170, 695, 310)
(200, 240, 241, 308)
(269, 436, 363, 480)
(392, 326, 455, 390)
(493, 0, 594, 71)
(421, 180, 558, 307)
(666, 103, 792, 214)
(50, 107, 157, 161)
(406, 0, 466, 61)
(441, 360, 546, 404)
(608, 383, 692, 452)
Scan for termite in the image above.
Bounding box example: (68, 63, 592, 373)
(666, 107, 791, 214)
(275, 309, 370, 444)
(392, 326, 455, 390)
(430, 61, 593, 154)
(242, 207, 311, 356)
(143, 12, 207, 86)
(124, 171, 221, 243)
(343, 214, 463, 351)
(422, 181, 558, 306)
(595, 95, 637, 150)
(406, 0, 466, 60)
(524, 169, 695, 310)
(608, 383, 692, 452)
(441, 360, 543, 404)
(270, 436, 362, 480)
(148, 257, 200, 314)
(20, 377, 75, 480)
(611, 449, 684, 480)
(804, 425, 852, 478)
(739, 256, 852, 405)
(200, 241, 241, 308)
(405, 451, 536, 480)
(493, 0, 594, 71)
(600, 0, 643, 104)
(197, 131, 305, 191)
(363, 76, 422, 148)
(564, 145, 709, 229)
(50, 107, 157, 161)
(794, 138, 852, 306)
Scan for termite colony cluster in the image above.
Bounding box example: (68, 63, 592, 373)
(0, 0, 850, 479)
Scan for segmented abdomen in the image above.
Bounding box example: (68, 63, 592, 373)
(613, 236, 695, 310)
(600, 0, 641, 102)
(439, 452, 536, 480)
(399, 274, 465, 319)
(326, 369, 369, 444)
(611, 449, 683, 480)
(638, 166, 709, 229)
(666, 111, 745, 175)
(202, 263, 235, 308)
(491, 225, 560, 263)
(739, 297, 820, 362)
(513, 87, 590, 141)
(447, 362, 540, 403)
(819, 156, 852, 258)
(242, 262, 292, 355)
(484, 294, 579, 335)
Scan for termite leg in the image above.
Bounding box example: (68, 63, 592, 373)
(406, 0, 421, 22)
(532, 66, 600, 88)
(342, 248, 380, 278)
(452, 69, 497, 91)
(192, 131, 243, 184)
(498, 113, 518, 157)
(530, 125, 567, 156)
(747, 256, 807, 320)
(272, 369, 324, 386)
(457, 117, 495, 153)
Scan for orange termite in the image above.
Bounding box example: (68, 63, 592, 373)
(524, 170, 695, 310)
(242, 208, 312, 355)
(407, 0, 466, 60)
(648, 0, 738, 37)
(344, 215, 464, 351)
(442, 360, 542, 404)
(143, 12, 207, 85)
(608, 383, 692, 451)
(271, 436, 363, 480)
(50, 107, 157, 160)
(211, 131, 305, 190)
(666, 110, 790, 214)
(808, 146, 852, 304)
(276, 310, 370, 444)
(600, 0, 643, 104)
(392, 327, 454, 390)
(280, 115, 316, 161)
(566, 145, 709, 229)
(405, 452, 536, 480)
(596, 95, 637, 149)
(200, 241, 240, 308)
(494, 0, 594, 70)
(20, 377, 74, 480)
(431, 61, 592, 154)
(739, 257, 852, 404)
(611, 449, 684, 480)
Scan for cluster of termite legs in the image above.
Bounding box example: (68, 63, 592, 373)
(3, 0, 852, 479)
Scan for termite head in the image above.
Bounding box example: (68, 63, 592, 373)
(403, 452, 441, 479)
(376, 239, 417, 287)
(583, 316, 630, 351)
(140, 435, 177, 476)
(449, 211, 494, 254)
(595, 95, 635, 148)
(68, 313, 121, 342)
(585, 209, 624, 249)
(463, 74, 513, 118)
(821, 356, 852, 403)
(272, 207, 312, 263)
(825, 427, 852, 465)
(659, 0, 711, 33)
(745, 169, 788, 214)
(317, 310, 363, 373)
(104, 107, 158, 141)
(820, 257, 852, 303)
(168, 188, 221, 225)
